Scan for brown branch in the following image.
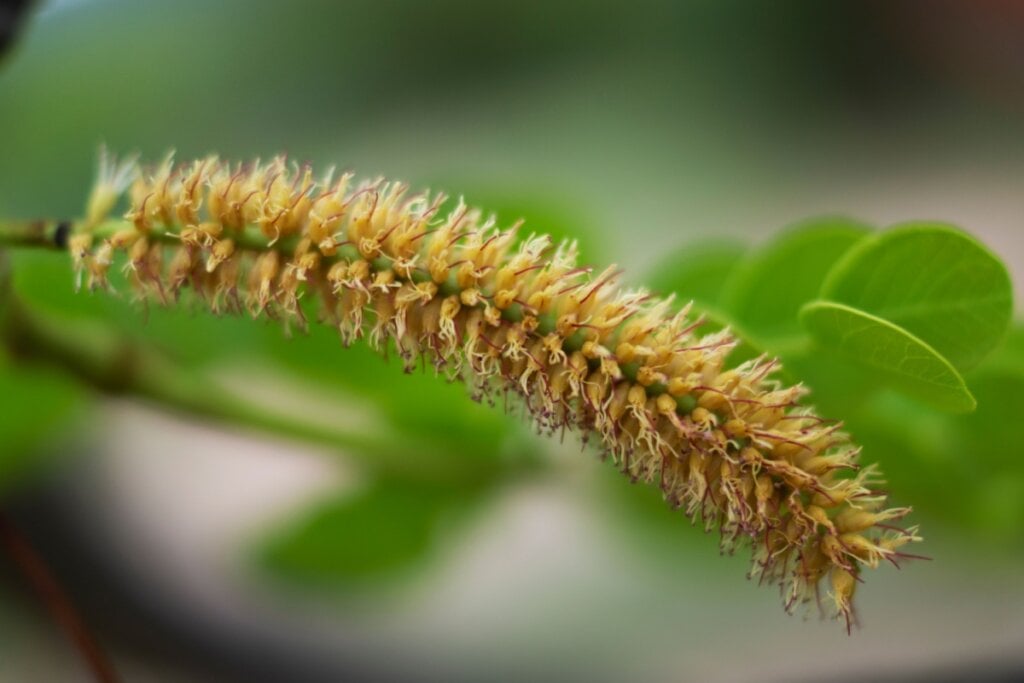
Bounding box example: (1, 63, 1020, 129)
(0, 219, 71, 250)
(0, 510, 121, 683)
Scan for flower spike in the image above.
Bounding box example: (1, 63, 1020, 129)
(70, 153, 922, 629)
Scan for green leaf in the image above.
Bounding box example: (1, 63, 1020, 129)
(1004, 323, 1024, 359)
(969, 476, 1024, 540)
(847, 393, 969, 527)
(720, 216, 871, 347)
(259, 479, 477, 585)
(260, 323, 516, 461)
(0, 361, 87, 488)
(8, 250, 271, 366)
(8, 250, 516, 463)
(646, 239, 746, 310)
(782, 349, 882, 417)
(849, 363, 1024, 539)
(952, 367, 1024, 471)
(976, 322, 1024, 375)
(821, 222, 1013, 371)
(800, 300, 976, 413)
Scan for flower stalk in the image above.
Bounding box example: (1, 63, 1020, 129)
(5, 153, 922, 629)
(0, 218, 72, 250)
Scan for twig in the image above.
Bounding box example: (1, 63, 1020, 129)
(0, 510, 121, 683)
(0, 219, 70, 250)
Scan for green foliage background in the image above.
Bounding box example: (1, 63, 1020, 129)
(1, 1, 1023, 680)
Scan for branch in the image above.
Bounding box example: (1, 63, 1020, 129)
(0, 511, 121, 683)
(0, 219, 70, 250)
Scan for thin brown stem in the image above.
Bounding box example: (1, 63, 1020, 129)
(0, 218, 71, 250)
(0, 511, 121, 683)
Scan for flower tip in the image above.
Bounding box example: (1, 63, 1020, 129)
(831, 568, 858, 634)
(85, 148, 140, 227)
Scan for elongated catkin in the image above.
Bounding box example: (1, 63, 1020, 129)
(70, 153, 922, 629)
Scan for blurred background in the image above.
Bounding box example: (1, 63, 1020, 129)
(1, 1, 1023, 681)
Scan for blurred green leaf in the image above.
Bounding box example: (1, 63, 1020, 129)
(720, 216, 871, 348)
(951, 367, 1024, 470)
(1003, 323, 1024, 357)
(8, 250, 271, 364)
(978, 322, 1024, 374)
(969, 476, 1024, 541)
(848, 392, 967, 524)
(0, 359, 86, 487)
(782, 348, 881, 417)
(8, 250, 516, 462)
(262, 326, 515, 460)
(595, 462, 733, 564)
(646, 239, 746, 310)
(821, 222, 1013, 371)
(851, 362, 1024, 539)
(259, 479, 478, 585)
(800, 300, 975, 413)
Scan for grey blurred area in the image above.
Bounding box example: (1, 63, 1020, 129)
(2, 1, 1024, 682)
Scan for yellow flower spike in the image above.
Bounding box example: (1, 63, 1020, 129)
(66, 153, 924, 630)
